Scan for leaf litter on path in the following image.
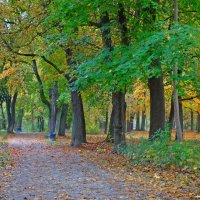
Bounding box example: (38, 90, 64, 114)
(0, 133, 199, 200)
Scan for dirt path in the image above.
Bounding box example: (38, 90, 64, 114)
(0, 133, 169, 200)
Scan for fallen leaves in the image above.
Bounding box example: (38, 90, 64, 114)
(0, 132, 200, 199)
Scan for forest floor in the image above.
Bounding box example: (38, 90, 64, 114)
(0, 132, 200, 200)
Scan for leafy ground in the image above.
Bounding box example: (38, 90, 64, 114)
(0, 132, 200, 199)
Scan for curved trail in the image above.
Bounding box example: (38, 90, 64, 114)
(0, 133, 167, 200)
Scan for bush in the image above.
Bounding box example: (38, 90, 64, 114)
(119, 125, 200, 173)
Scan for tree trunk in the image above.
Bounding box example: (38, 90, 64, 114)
(32, 59, 50, 132)
(173, 0, 183, 142)
(5, 95, 11, 132)
(173, 63, 183, 142)
(135, 111, 140, 131)
(178, 97, 183, 132)
(0, 103, 6, 129)
(107, 107, 114, 142)
(141, 110, 146, 131)
(191, 111, 194, 131)
(104, 110, 108, 134)
(70, 91, 86, 146)
(6, 92, 18, 133)
(49, 82, 58, 140)
(148, 76, 165, 139)
(58, 104, 68, 136)
(127, 113, 134, 132)
(197, 114, 200, 133)
(112, 92, 126, 146)
(169, 96, 174, 130)
(55, 107, 62, 135)
(15, 109, 24, 132)
(31, 109, 35, 131)
(65, 47, 87, 146)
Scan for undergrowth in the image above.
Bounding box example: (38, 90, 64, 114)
(119, 125, 200, 173)
(0, 132, 10, 168)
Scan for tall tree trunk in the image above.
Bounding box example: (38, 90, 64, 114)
(107, 107, 114, 142)
(141, 110, 146, 131)
(0, 103, 6, 129)
(169, 96, 174, 130)
(32, 59, 51, 132)
(191, 110, 194, 131)
(49, 82, 58, 140)
(55, 107, 62, 135)
(142, 1, 166, 139)
(197, 114, 200, 133)
(5, 95, 11, 132)
(104, 110, 108, 134)
(100, 11, 114, 143)
(15, 109, 24, 132)
(58, 104, 68, 136)
(178, 97, 184, 132)
(70, 91, 86, 146)
(148, 76, 165, 139)
(173, 0, 183, 142)
(173, 64, 183, 142)
(65, 47, 86, 146)
(135, 111, 140, 131)
(127, 113, 134, 132)
(112, 92, 126, 146)
(31, 109, 35, 131)
(6, 92, 18, 133)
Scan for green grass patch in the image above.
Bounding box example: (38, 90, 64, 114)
(119, 126, 200, 173)
(46, 140, 63, 145)
(0, 132, 8, 141)
(0, 142, 10, 168)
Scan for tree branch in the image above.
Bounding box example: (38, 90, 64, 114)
(41, 56, 70, 81)
(32, 60, 50, 110)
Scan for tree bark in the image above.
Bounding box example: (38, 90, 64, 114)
(169, 96, 174, 130)
(104, 110, 108, 134)
(15, 109, 24, 132)
(173, 0, 183, 142)
(32, 60, 50, 110)
(38, 116, 44, 132)
(70, 91, 86, 146)
(65, 47, 87, 146)
(178, 97, 184, 132)
(58, 104, 68, 136)
(141, 110, 146, 131)
(6, 92, 18, 133)
(148, 76, 165, 139)
(191, 110, 194, 131)
(55, 107, 62, 135)
(32, 59, 51, 132)
(135, 111, 140, 131)
(0, 103, 6, 129)
(142, 2, 166, 140)
(173, 63, 183, 142)
(31, 109, 35, 131)
(49, 82, 58, 139)
(107, 107, 114, 142)
(127, 113, 134, 132)
(112, 92, 126, 146)
(197, 114, 200, 133)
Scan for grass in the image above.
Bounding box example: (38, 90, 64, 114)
(0, 132, 10, 168)
(119, 128, 200, 174)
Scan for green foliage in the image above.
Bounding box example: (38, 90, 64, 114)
(119, 126, 200, 173)
(0, 132, 10, 168)
(86, 123, 99, 135)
